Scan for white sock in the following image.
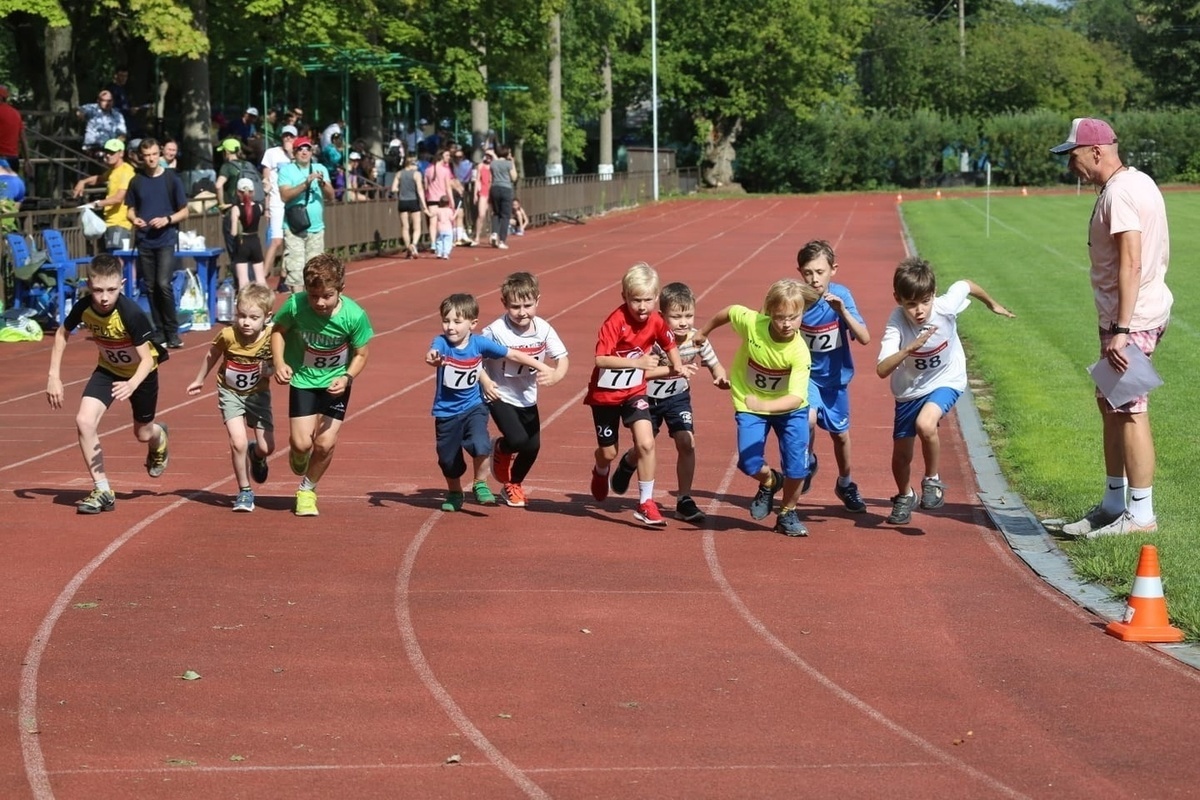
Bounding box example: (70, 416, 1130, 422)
(1127, 486, 1153, 523)
(837, 475, 852, 488)
(95, 479, 111, 493)
(638, 480, 654, 504)
(299, 476, 317, 492)
(1101, 476, 1127, 515)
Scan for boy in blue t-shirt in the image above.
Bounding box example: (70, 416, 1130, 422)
(797, 240, 872, 513)
(426, 293, 553, 511)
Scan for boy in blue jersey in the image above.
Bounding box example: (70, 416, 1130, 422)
(426, 293, 553, 511)
(797, 240, 872, 512)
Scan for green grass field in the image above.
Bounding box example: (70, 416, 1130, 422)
(902, 190, 1200, 639)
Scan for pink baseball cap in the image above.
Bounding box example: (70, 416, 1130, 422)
(1050, 118, 1117, 154)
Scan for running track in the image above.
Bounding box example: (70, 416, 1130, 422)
(2, 196, 1197, 799)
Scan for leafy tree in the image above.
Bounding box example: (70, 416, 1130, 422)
(1129, 1, 1200, 107)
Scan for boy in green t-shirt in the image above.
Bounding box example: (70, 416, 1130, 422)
(695, 278, 821, 536)
(271, 253, 373, 516)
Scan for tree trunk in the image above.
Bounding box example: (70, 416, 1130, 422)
(43, 23, 77, 120)
(545, 14, 562, 181)
(470, 38, 489, 161)
(178, 0, 213, 180)
(512, 136, 525, 182)
(700, 117, 741, 188)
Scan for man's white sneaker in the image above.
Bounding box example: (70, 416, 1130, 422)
(1061, 505, 1121, 537)
(1086, 510, 1157, 539)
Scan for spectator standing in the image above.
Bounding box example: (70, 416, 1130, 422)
(261, 107, 280, 148)
(261, 124, 297, 283)
(390, 153, 426, 259)
(215, 138, 257, 263)
(277, 137, 333, 293)
(1051, 118, 1174, 538)
(126, 138, 189, 348)
(77, 90, 126, 154)
(72, 138, 135, 247)
(489, 144, 518, 249)
(471, 151, 492, 247)
(160, 137, 179, 169)
(228, 107, 259, 143)
(0, 85, 29, 176)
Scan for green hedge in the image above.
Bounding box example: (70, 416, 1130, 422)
(736, 108, 1200, 192)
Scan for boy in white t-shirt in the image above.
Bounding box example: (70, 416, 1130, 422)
(480, 272, 570, 508)
(876, 257, 1014, 525)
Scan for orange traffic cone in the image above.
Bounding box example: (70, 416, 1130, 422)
(1105, 545, 1184, 643)
(896, 192, 903, 203)
(935, 189, 942, 200)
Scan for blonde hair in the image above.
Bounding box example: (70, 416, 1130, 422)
(762, 278, 820, 316)
(237, 283, 274, 317)
(622, 262, 659, 298)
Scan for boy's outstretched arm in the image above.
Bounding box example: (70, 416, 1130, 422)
(876, 326, 934, 379)
(186, 343, 223, 395)
(46, 326, 72, 409)
(693, 306, 733, 346)
(271, 326, 293, 384)
(537, 355, 570, 387)
(965, 280, 1015, 318)
(506, 347, 554, 375)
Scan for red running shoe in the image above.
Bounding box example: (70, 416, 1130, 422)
(590, 468, 609, 502)
(634, 499, 667, 527)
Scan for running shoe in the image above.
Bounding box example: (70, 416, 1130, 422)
(1085, 510, 1158, 538)
(675, 495, 705, 522)
(749, 469, 783, 520)
(590, 468, 609, 502)
(249, 441, 269, 484)
(835, 481, 867, 513)
(775, 508, 809, 537)
(441, 491, 464, 512)
(610, 454, 636, 495)
(502, 483, 527, 508)
(886, 490, 916, 524)
(474, 481, 497, 505)
(294, 489, 319, 517)
(76, 488, 116, 515)
(920, 476, 946, 509)
(232, 488, 255, 512)
(634, 499, 667, 527)
(1061, 505, 1121, 537)
(146, 424, 169, 478)
(490, 437, 513, 484)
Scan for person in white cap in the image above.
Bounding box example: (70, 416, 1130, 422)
(230, 106, 259, 142)
(260, 123, 297, 285)
(1051, 118, 1173, 539)
(226, 177, 267, 287)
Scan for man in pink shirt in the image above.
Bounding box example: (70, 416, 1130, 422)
(1051, 118, 1172, 538)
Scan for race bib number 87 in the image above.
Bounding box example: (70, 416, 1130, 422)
(746, 360, 788, 393)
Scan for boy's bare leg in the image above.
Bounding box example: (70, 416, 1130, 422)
(915, 403, 946, 478)
(631, 420, 656, 481)
(305, 417, 343, 483)
(594, 444, 617, 471)
(891, 437, 916, 495)
(76, 397, 109, 485)
(225, 416, 252, 487)
(779, 478, 803, 510)
(472, 454, 490, 484)
(831, 430, 851, 477)
(672, 430, 696, 495)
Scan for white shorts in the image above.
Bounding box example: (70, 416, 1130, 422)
(267, 200, 284, 241)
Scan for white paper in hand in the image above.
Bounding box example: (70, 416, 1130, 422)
(1087, 344, 1163, 409)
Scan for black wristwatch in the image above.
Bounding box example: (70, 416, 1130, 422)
(343, 373, 354, 386)
(1109, 323, 1131, 335)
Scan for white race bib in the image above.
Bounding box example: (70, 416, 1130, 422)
(746, 361, 788, 394)
(503, 352, 543, 378)
(442, 362, 480, 390)
(224, 360, 261, 391)
(303, 343, 348, 370)
(99, 343, 137, 368)
(803, 326, 842, 353)
(596, 367, 643, 390)
(647, 377, 687, 399)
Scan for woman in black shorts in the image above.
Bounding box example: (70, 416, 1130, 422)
(228, 177, 266, 286)
(390, 154, 427, 259)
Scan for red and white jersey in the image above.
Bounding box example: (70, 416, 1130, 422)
(584, 304, 676, 406)
(481, 315, 568, 408)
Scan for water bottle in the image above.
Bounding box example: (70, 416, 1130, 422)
(216, 280, 236, 323)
